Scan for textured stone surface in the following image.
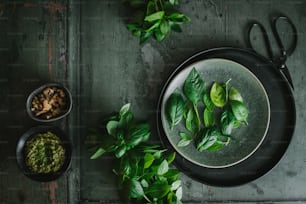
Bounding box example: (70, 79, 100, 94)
(1, 0, 306, 203)
(76, 0, 306, 203)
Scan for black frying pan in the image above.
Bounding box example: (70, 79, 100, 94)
(157, 47, 296, 186)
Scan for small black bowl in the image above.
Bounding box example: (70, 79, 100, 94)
(26, 83, 72, 122)
(16, 126, 72, 182)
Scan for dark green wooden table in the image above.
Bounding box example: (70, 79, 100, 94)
(1, 0, 306, 203)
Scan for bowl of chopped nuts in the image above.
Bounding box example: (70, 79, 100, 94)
(26, 83, 72, 122)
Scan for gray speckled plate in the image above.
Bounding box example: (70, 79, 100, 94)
(161, 58, 270, 168)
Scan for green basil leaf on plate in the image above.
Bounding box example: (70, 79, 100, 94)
(231, 100, 249, 124)
(166, 90, 186, 129)
(183, 67, 205, 104)
(229, 87, 244, 102)
(210, 82, 226, 108)
(203, 108, 215, 127)
(185, 107, 199, 133)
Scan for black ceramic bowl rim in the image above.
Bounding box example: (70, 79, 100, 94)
(16, 126, 72, 182)
(26, 83, 73, 122)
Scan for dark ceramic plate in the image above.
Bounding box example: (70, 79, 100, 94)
(16, 126, 72, 182)
(157, 47, 296, 186)
(26, 83, 72, 122)
(160, 58, 270, 168)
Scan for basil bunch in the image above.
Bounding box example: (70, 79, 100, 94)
(124, 0, 190, 44)
(90, 103, 150, 159)
(88, 104, 183, 204)
(116, 146, 183, 204)
(166, 68, 249, 152)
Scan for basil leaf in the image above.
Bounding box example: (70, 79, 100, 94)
(170, 22, 182, 32)
(179, 132, 192, 140)
(197, 135, 217, 152)
(203, 108, 215, 127)
(177, 132, 192, 147)
(176, 186, 183, 200)
(120, 103, 131, 116)
(167, 152, 176, 164)
(140, 179, 149, 188)
(106, 120, 120, 136)
(145, 20, 161, 32)
(119, 111, 134, 126)
(164, 169, 180, 181)
(90, 147, 106, 159)
(129, 178, 144, 198)
(144, 153, 155, 169)
(115, 145, 127, 158)
(146, 0, 155, 15)
(127, 123, 150, 147)
(177, 139, 191, 147)
(168, 12, 190, 24)
(127, 24, 139, 31)
(203, 93, 214, 111)
(140, 32, 152, 44)
(160, 20, 171, 34)
(233, 120, 242, 128)
(167, 191, 174, 204)
(185, 107, 198, 133)
(169, 0, 178, 6)
(229, 87, 243, 102)
(221, 109, 235, 135)
(210, 82, 226, 108)
(196, 128, 220, 152)
(153, 149, 167, 159)
(231, 100, 249, 123)
(207, 140, 225, 151)
(183, 68, 205, 104)
(171, 180, 181, 191)
(146, 182, 171, 199)
(120, 158, 132, 176)
(155, 29, 166, 41)
(166, 90, 186, 129)
(145, 11, 165, 22)
(168, 12, 186, 20)
(157, 160, 169, 175)
(133, 30, 141, 37)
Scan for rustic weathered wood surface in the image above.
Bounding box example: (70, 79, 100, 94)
(1, 0, 306, 203)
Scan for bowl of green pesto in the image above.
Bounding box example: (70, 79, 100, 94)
(16, 126, 72, 182)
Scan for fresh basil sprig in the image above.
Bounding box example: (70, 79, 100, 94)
(125, 0, 190, 44)
(90, 103, 150, 159)
(116, 147, 183, 203)
(88, 104, 183, 204)
(166, 68, 249, 151)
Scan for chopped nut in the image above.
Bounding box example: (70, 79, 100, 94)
(31, 86, 68, 119)
(43, 87, 54, 98)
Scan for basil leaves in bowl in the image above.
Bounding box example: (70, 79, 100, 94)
(160, 58, 270, 168)
(16, 126, 72, 182)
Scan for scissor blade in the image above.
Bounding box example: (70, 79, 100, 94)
(280, 65, 294, 90)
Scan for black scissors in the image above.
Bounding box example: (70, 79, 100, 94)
(247, 15, 297, 90)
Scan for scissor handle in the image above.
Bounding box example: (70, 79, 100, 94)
(247, 22, 273, 59)
(271, 16, 297, 57)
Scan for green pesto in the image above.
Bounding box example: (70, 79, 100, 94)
(25, 132, 65, 174)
